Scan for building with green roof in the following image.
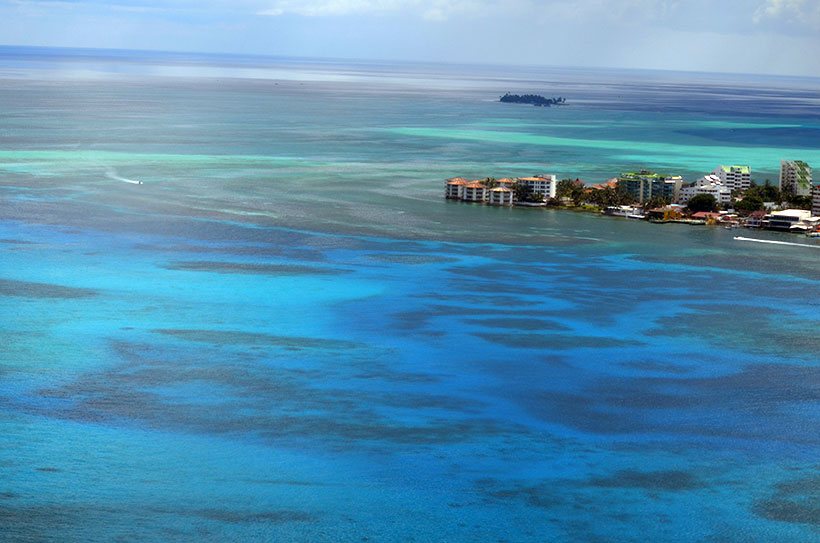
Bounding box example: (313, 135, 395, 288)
(617, 170, 683, 204)
(780, 160, 812, 197)
(713, 165, 751, 192)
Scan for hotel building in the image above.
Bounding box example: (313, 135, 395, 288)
(713, 165, 751, 192)
(617, 170, 682, 203)
(488, 186, 514, 206)
(677, 174, 732, 206)
(516, 174, 558, 200)
(780, 160, 812, 197)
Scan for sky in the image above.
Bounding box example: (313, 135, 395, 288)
(1, 0, 820, 76)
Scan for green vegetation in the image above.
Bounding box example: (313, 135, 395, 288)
(686, 194, 717, 213)
(735, 194, 764, 214)
(746, 180, 781, 203)
(556, 178, 585, 206)
(644, 196, 672, 209)
(786, 195, 813, 210)
(513, 182, 542, 203)
(586, 186, 636, 208)
(499, 93, 566, 107)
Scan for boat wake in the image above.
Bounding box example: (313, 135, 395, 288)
(734, 236, 820, 249)
(106, 169, 142, 185)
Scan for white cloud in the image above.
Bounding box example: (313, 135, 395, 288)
(256, 0, 480, 20)
(753, 0, 820, 27)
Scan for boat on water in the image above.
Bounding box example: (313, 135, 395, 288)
(603, 205, 643, 218)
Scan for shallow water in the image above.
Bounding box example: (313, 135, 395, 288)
(1, 48, 819, 542)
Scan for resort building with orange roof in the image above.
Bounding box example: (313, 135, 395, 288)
(445, 177, 469, 199)
(516, 174, 557, 200)
(488, 186, 514, 206)
(462, 180, 489, 202)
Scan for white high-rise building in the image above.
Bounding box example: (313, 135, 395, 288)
(677, 175, 732, 206)
(516, 174, 558, 200)
(713, 165, 751, 192)
(812, 185, 820, 217)
(780, 160, 812, 197)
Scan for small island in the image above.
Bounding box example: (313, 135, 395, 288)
(499, 93, 566, 107)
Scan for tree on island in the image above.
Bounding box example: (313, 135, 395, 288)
(644, 196, 671, 209)
(557, 178, 585, 206)
(587, 186, 636, 208)
(785, 195, 813, 210)
(499, 93, 567, 107)
(686, 194, 717, 213)
(513, 182, 542, 203)
(745, 180, 781, 204)
(735, 194, 764, 214)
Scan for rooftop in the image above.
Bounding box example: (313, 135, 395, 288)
(718, 165, 751, 174)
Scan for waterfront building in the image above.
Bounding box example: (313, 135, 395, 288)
(677, 176, 733, 206)
(589, 178, 619, 191)
(488, 186, 514, 206)
(617, 170, 682, 203)
(602, 205, 644, 218)
(462, 181, 488, 202)
(516, 174, 557, 200)
(646, 204, 684, 222)
(445, 177, 468, 199)
(780, 160, 812, 196)
(496, 178, 517, 188)
(813, 185, 820, 216)
(763, 209, 819, 231)
(713, 165, 751, 192)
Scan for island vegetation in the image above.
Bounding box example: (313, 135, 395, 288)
(499, 93, 566, 107)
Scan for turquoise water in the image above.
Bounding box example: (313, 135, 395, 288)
(1, 48, 819, 542)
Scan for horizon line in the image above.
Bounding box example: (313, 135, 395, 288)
(2, 43, 820, 82)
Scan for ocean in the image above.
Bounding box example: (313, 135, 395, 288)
(0, 46, 818, 542)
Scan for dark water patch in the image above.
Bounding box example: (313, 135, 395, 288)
(157, 507, 317, 524)
(35, 467, 62, 473)
(245, 478, 333, 487)
(754, 476, 820, 526)
(638, 252, 820, 283)
(366, 253, 458, 264)
(588, 470, 703, 491)
(464, 317, 570, 332)
(619, 360, 695, 375)
(0, 238, 34, 244)
(0, 492, 20, 499)
(521, 364, 820, 442)
(163, 260, 348, 276)
(153, 329, 361, 350)
(646, 304, 820, 357)
(446, 265, 532, 281)
(481, 482, 564, 510)
(0, 278, 96, 299)
(136, 242, 327, 262)
(475, 332, 641, 350)
(418, 294, 544, 307)
(352, 369, 442, 384)
(679, 126, 820, 148)
(391, 304, 557, 332)
(445, 278, 545, 297)
(523, 391, 645, 434)
(32, 340, 508, 448)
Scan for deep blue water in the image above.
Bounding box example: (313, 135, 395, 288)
(0, 48, 818, 542)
